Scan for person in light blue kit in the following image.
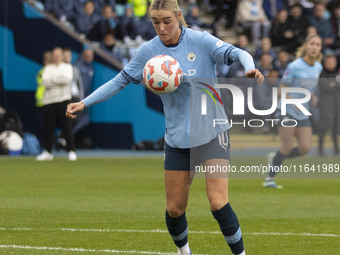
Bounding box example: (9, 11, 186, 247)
(66, 0, 263, 253)
(264, 34, 323, 189)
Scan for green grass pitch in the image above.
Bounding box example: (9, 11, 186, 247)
(0, 156, 339, 254)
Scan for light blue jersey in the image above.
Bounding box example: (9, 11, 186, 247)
(82, 27, 255, 148)
(278, 58, 322, 121)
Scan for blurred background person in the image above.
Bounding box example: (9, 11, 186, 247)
(308, 3, 335, 51)
(63, 48, 84, 103)
(36, 47, 77, 161)
(35, 51, 52, 108)
(100, 32, 123, 62)
(118, 4, 143, 45)
(54, 48, 85, 151)
(270, 9, 294, 50)
(254, 37, 276, 63)
(75, 1, 102, 37)
(318, 54, 340, 156)
(73, 49, 95, 138)
(273, 50, 291, 78)
(75, 49, 95, 98)
(234, 34, 251, 52)
(262, 0, 287, 21)
(286, 3, 310, 53)
(185, 4, 217, 36)
(115, 0, 127, 17)
(330, 4, 340, 51)
(264, 34, 323, 188)
(138, 4, 157, 41)
(87, 5, 127, 42)
(92, 0, 116, 16)
(45, 0, 76, 23)
(306, 25, 318, 37)
(236, 0, 271, 46)
(256, 52, 273, 77)
(35, 51, 52, 143)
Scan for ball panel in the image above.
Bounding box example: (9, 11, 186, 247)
(143, 55, 182, 95)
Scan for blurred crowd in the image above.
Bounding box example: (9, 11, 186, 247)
(24, 0, 340, 66)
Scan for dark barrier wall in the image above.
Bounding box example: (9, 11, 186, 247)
(0, 0, 165, 149)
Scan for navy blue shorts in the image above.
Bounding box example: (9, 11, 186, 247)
(164, 131, 231, 171)
(275, 112, 311, 127)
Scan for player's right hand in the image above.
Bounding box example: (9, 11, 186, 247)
(66, 102, 85, 119)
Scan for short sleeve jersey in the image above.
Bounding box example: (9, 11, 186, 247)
(278, 57, 322, 120)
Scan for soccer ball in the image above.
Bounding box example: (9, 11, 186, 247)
(143, 55, 182, 94)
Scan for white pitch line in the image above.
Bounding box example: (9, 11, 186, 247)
(0, 227, 339, 238)
(0, 244, 180, 254)
(246, 232, 340, 238)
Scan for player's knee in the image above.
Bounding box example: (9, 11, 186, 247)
(166, 205, 186, 218)
(209, 199, 229, 212)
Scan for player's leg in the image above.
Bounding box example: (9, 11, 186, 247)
(294, 126, 313, 156)
(164, 170, 193, 255)
(264, 126, 295, 187)
(164, 143, 193, 255)
(286, 119, 313, 159)
(205, 159, 245, 255)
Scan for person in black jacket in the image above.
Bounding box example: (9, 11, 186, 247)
(318, 54, 340, 156)
(286, 4, 310, 53)
(75, 1, 102, 36)
(185, 4, 217, 36)
(87, 4, 129, 42)
(270, 9, 292, 49)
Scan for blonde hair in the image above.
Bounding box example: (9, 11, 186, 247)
(295, 34, 323, 63)
(150, 0, 187, 27)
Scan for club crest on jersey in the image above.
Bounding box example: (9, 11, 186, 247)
(216, 40, 224, 47)
(187, 52, 196, 62)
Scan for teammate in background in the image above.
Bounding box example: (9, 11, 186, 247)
(264, 34, 323, 188)
(66, 0, 263, 254)
(318, 54, 340, 156)
(37, 47, 77, 161)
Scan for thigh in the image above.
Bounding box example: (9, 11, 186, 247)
(164, 170, 193, 216)
(278, 126, 295, 155)
(295, 127, 312, 150)
(204, 158, 229, 211)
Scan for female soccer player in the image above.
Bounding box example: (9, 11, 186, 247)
(264, 34, 323, 188)
(66, 0, 263, 253)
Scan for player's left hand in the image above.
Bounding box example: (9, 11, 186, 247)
(245, 69, 264, 84)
